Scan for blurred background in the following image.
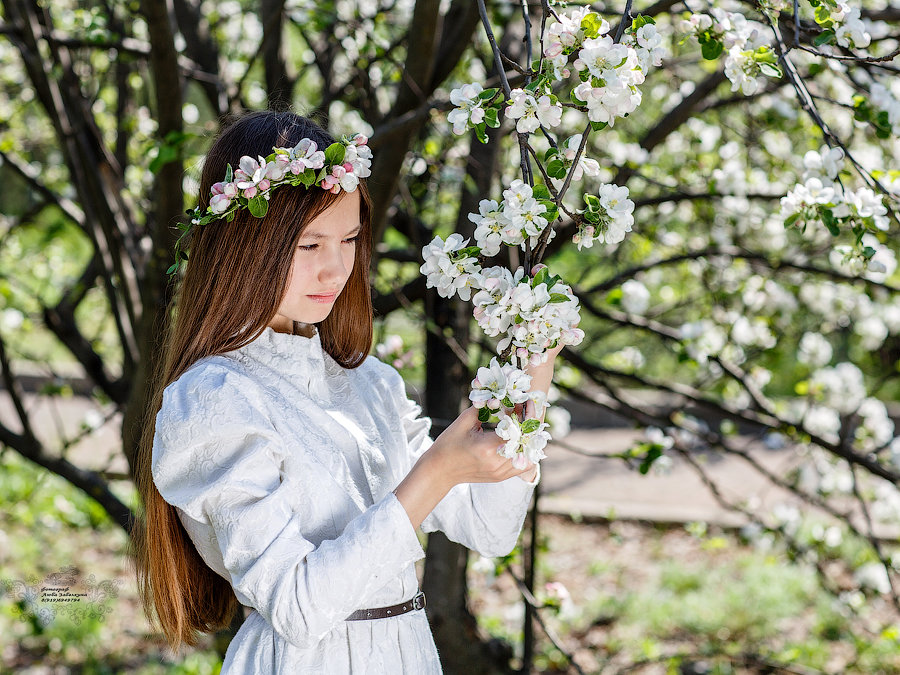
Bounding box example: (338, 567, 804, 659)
(1, 0, 900, 672)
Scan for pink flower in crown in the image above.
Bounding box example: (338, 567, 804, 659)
(289, 139, 326, 174)
(321, 165, 359, 194)
(344, 143, 372, 179)
(209, 181, 238, 214)
(267, 156, 290, 181)
(235, 155, 270, 198)
(352, 134, 368, 146)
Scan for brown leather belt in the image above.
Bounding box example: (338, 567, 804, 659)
(345, 591, 426, 621)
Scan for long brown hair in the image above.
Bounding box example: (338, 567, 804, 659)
(130, 110, 374, 651)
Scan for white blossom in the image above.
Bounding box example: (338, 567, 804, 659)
(469, 199, 508, 257)
(447, 82, 486, 135)
(809, 362, 867, 414)
(505, 89, 562, 133)
(420, 234, 482, 301)
(621, 279, 650, 314)
(798, 332, 833, 367)
(802, 145, 844, 182)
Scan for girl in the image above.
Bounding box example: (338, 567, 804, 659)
(132, 110, 558, 673)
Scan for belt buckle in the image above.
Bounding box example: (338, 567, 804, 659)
(412, 591, 426, 611)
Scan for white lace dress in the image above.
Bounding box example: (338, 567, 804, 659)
(151, 326, 539, 673)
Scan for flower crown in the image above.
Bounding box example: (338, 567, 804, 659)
(168, 133, 372, 275)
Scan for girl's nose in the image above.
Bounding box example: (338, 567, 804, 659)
(320, 245, 349, 283)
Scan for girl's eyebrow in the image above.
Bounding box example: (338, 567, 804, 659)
(300, 225, 362, 240)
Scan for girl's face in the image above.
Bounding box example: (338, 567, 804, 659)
(268, 191, 361, 333)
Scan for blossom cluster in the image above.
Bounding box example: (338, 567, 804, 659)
(419, 238, 585, 366)
(780, 145, 890, 272)
(571, 34, 646, 126)
(434, 11, 662, 467)
(573, 183, 635, 249)
(471, 265, 584, 367)
(545, 134, 601, 189)
(815, 0, 872, 49)
(468, 180, 556, 256)
(420, 228, 584, 464)
(543, 11, 663, 126)
(469, 357, 551, 467)
(679, 9, 779, 95)
(419, 233, 481, 301)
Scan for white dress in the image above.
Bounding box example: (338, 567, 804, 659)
(151, 326, 539, 674)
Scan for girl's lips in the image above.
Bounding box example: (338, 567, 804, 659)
(307, 292, 338, 303)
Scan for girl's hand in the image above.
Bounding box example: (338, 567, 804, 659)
(430, 407, 534, 487)
(394, 407, 535, 529)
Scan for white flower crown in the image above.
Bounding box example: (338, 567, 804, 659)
(169, 133, 372, 274)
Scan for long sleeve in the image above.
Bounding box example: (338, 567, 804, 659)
(388, 368, 538, 558)
(152, 362, 426, 650)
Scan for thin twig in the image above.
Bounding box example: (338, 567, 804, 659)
(506, 567, 588, 675)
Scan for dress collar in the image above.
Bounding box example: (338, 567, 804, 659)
(229, 325, 330, 398)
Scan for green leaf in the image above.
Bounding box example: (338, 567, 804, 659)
(547, 159, 567, 179)
(247, 195, 268, 217)
(784, 212, 800, 227)
(813, 29, 835, 46)
(700, 38, 724, 60)
(149, 144, 178, 174)
(584, 194, 601, 210)
(324, 142, 346, 166)
(544, 147, 559, 161)
(581, 12, 604, 39)
(224, 164, 234, 183)
(543, 205, 559, 222)
(814, 4, 831, 24)
(863, 246, 877, 259)
(456, 246, 481, 258)
(590, 120, 608, 132)
(474, 122, 488, 144)
(532, 184, 552, 200)
(822, 209, 840, 236)
(166, 262, 178, 275)
(299, 169, 317, 187)
(484, 107, 500, 128)
(753, 46, 778, 63)
(631, 14, 655, 30)
(758, 62, 782, 78)
(533, 267, 550, 286)
(549, 293, 570, 303)
(478, 407, 491, 423)
(521, 418, 541, 434)
(638, 447, 663, 474)
(478, 87, 499, 101)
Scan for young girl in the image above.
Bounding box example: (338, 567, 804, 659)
(132, 110, 558, 673)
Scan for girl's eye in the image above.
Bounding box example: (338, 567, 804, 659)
(343, 236, 359, 244)
(297, 244, 317, 251)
